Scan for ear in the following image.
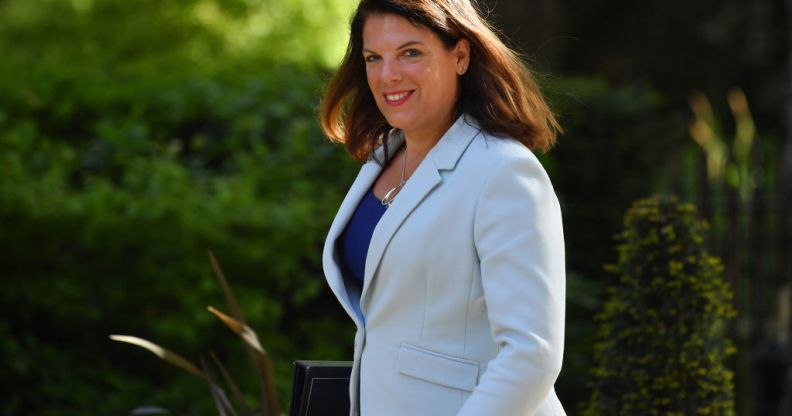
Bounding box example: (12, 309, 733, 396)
(453, 39, 470, 75)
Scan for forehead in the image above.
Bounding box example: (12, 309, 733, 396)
(362, 13, 442, 50)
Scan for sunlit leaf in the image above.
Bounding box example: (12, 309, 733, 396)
(109, 335, 204, 379)
(207, 306, 264, 353)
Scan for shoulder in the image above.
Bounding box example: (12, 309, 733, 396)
(469, 131, 563, 238)
(463, 128, 551, 186)
(459, 127, 561, 222)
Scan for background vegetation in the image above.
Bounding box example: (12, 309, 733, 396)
(582, 196, 736, 415)
(1, 0, 789, 414)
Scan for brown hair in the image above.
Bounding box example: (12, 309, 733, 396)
(320, 0, 561, 162)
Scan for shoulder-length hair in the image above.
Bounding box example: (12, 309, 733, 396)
(320, 0, 561, 162)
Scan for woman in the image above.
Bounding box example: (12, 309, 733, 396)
(319, 0, 565, 415)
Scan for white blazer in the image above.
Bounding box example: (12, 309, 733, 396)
(322, 114, 566, 416)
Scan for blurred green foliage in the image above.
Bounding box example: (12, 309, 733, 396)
(582, 196, 737, 415)
(539, 77, 686, 404)
(0, 0, 358, 414)
(544, 76, 683, 279)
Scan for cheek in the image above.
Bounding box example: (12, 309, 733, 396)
(365, 67, 378, 93)
(428, 67, 457, 95)
(421, 62, 441, 80)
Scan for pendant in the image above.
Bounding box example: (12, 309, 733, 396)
(381, 182, 405, 207)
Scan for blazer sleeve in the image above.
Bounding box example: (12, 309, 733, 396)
(458, 152, 566, 416)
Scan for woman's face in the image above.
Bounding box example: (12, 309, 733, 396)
(362, 13, 469, 142)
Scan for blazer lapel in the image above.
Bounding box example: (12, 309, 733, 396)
(361, 158, 442, 301)
(322, 130, 409, 324)
(322, 159, 381, 324)
(360, 115, 482, 305)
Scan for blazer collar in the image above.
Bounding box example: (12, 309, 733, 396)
(372, 113, 482, 169)
(429, 113, 483, 171)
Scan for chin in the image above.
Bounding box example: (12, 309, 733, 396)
(381, 113, 414, 131)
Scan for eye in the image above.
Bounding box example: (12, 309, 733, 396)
(403, 49, 422, 57)
(364, 54, 380, 63)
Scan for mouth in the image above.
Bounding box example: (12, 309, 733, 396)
(383, 90, 414, 106)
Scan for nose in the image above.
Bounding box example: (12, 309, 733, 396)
(380, 57, 402, 84)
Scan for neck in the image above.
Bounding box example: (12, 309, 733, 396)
(401, 113, 457, 160)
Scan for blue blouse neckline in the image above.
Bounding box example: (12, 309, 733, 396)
(337, 188, 388, 285)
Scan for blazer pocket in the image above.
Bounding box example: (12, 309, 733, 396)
(397, 343, 480, 392)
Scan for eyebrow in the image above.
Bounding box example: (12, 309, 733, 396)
(363, 41, 424, 54)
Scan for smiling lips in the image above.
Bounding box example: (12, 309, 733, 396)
(383, 90, 414, 106)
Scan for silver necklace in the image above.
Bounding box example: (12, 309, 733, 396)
(380, 148, 408, 207)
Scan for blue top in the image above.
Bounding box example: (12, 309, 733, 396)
(337, 188, 388, 285)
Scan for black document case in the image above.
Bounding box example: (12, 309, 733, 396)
(290, 360, 352, 416)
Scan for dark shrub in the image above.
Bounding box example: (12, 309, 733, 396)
(583, 195, 737, 415)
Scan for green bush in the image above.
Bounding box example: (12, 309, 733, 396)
(0, 0, 359, 414)
(582, 195, 737, 415)
(0, 95, 358, 414)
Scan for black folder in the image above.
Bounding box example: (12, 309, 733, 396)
(290, 360, 352, 416)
